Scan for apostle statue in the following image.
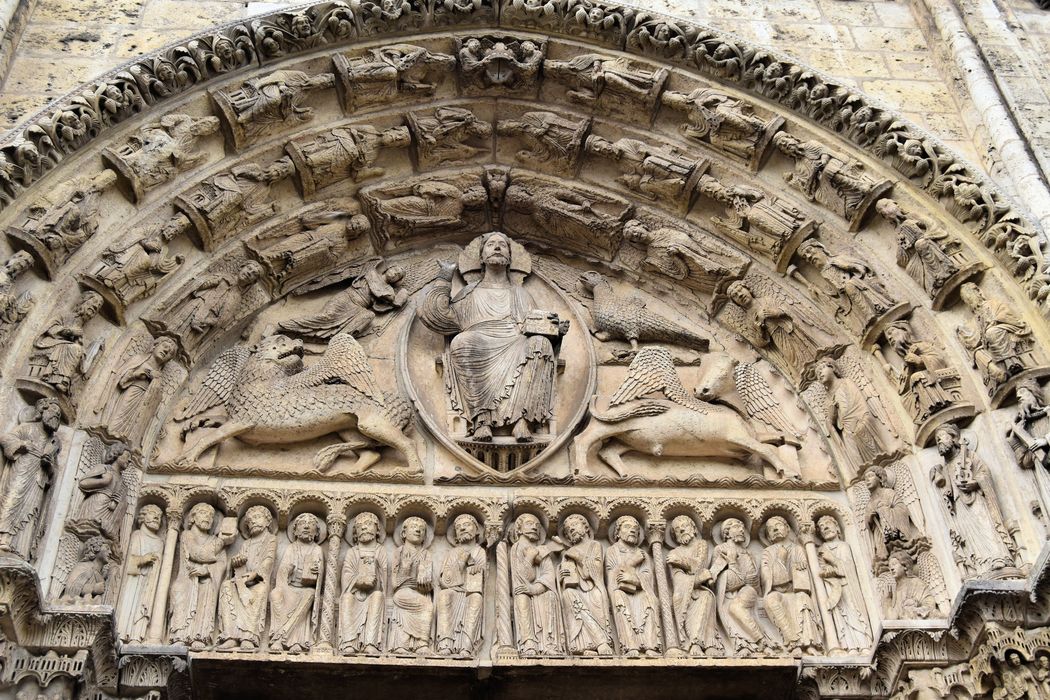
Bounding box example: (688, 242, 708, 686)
(418, 232, 566, 443)
(116, 504, 165, 643)
(0, 398, 62, 559)
(605, 516, 662, 657)
(168, 503, 235, 650)
(269, 513, 325, 654)
(710, 517, 766, 654)
(436, 513, 486, 657)
(666, 515, 721, 656)
(389, 516, 434, 654)
(338, 512, 388, 655)
(759, 516, 821, 654)
(814, 515, 871, 653)
(558, 513, 614, 656)
(217, 505, 277, 651)
(510, 513, 564, 656)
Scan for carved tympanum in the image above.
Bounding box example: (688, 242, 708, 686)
(418, 232, 566, 455)
(572, 346, 796, 479)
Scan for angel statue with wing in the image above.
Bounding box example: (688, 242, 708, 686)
(169, 332, 420, 473)
(417, 232, 567, 443)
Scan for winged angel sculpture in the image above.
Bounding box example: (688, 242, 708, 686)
(170, 332, 420, 473)
(571, 346, 796, 478)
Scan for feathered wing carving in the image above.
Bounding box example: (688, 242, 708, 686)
(734, 361, 800, 439)
(800, 380, 831, 437)
(173, 345, 252, 421)
(609, 346, 708, 413)
(889, 460, 925, 532)
(288, 332, 383, 402)
(532, 257, 594, 315)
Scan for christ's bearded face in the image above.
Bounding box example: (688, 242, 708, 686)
(481, 234, 511, 266)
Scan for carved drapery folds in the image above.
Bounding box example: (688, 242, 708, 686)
(1, 5, 1050, 697)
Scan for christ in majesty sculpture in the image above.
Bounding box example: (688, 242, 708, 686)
(418, 232, 565, 442)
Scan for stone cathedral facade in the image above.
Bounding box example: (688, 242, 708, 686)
(0, 0, 1048, 697)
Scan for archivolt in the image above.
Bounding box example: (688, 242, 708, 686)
(0, 0, 1045, 473)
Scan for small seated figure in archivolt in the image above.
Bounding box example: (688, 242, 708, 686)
(571, 346, 796, 478)
(170, 332, 420, 473)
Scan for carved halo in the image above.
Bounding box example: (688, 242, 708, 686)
(664, 513, 702, 548)
(557, 510, 600, 542)
(286, 512, 327, 544)
(394, 514, 435, 547)
(445, 512, 484, 546)
(457, 231, 532, 284)
(757, 513, 797, 547)
(712, 516, 752, 547)
(345, 510, 387, 545)
(607, 514, 647, 545)
(508, 511, 549, 544)
(238, 504, 279, 539)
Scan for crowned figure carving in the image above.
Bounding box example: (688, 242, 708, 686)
(417, 232, 567, 448)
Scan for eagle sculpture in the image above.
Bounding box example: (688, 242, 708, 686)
(577, 270, 710, 356)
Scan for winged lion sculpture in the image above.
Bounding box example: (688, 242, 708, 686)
(171, 332, 421, 473)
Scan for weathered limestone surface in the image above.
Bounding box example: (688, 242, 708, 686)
(0, 0, 1047, 698)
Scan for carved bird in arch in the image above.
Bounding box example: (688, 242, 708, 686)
(577, 270, 710, 358)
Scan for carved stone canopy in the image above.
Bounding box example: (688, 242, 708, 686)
(0, 2, 1048, 699)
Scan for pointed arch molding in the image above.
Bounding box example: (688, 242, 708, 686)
(1, 2, 1050, 698)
